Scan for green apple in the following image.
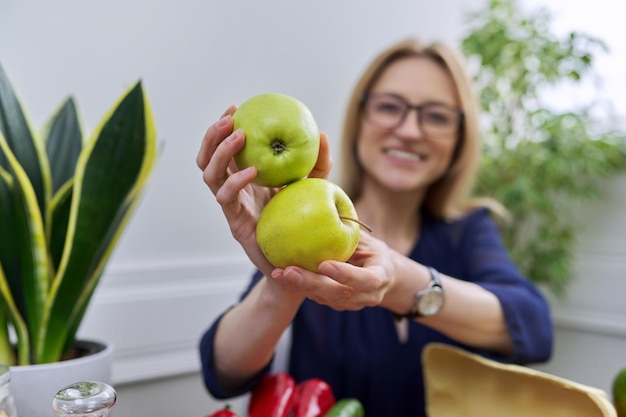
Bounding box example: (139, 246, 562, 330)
(232, 92, 320, 187)
(614, 367, 626, 417)
(256, 178, 362, 272)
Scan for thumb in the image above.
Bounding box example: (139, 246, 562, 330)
(308, 132, 333, 179)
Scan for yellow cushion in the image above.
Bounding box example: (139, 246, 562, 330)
(422, 343, 616, 417)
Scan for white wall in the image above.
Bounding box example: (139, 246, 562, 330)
(2, 0, 625, 416)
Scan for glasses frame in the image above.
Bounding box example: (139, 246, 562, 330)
(361, 92, 464, 140)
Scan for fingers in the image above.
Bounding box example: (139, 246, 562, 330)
(273, 263, 383, 311)
(214, 165, 256, 207)
(276, 267, 356, 308)
(346, 231, 377, 262)
(196, 104, 258, 197)
(196, 104, 237, 170)
(201, 128, 249, 195)
(308, 132, 333, 179)
(320, 260, 384, 295)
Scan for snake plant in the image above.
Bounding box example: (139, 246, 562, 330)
(0, 63, 157, 365)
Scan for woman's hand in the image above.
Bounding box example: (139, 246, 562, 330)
(196, 106, 333, 276)
(268, 231, 399, 311)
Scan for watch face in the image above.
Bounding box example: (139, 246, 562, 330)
(418, 287, 444, 316)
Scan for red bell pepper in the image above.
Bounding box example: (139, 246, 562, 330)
(205, 404, 238, 417)
(248, 372, 298, 417)
(294, 378, 336, 417)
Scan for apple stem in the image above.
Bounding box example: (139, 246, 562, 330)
(339, 216, 373, 232)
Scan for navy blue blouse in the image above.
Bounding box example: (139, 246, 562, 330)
(199, 208, 553, 417)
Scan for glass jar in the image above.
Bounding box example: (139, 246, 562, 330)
(0, 363, 17, 417)
(52, 381, 116, 417)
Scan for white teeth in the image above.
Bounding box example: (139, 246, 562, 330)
(386, 149, 422, 161)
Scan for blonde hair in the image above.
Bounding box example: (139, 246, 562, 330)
(338, 38, 506, 221)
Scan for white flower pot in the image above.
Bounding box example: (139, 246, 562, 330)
(9, 340, 114, 417)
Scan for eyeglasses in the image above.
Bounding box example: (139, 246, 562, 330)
(361, 93, 463, 139)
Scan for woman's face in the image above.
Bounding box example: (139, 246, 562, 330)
(356, 56, 461, 195)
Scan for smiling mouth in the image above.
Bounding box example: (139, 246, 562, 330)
(385, 148, 424, 162)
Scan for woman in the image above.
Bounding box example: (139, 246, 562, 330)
(196, 38, 553, 416)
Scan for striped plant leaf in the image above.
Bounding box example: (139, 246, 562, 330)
(0, 64, 51, 223)
(0, 133, 49, 364)
(37, 81, 156, 363)
(44, 97, 83, 194)
(0, 265, 30, 366)
(0, 167, 24, 365)
(48, 179, 74, 273)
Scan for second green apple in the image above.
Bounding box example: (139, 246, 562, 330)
(256, 178, 361, 272)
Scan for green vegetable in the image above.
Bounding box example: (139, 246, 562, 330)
(323, 398, 364, 417)
(613, 367, 626, 417)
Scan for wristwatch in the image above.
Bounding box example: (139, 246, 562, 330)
(397, 266, 444, 319)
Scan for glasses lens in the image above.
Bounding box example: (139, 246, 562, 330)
(363, 94, 462, 139)
(363, 95, 406, 129)
(421, 104, 461, 137)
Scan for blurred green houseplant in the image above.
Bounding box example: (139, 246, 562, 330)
(462, 0, 626, 297)
(0, 64, 157, 365)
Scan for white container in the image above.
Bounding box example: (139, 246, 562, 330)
(10, 340, 113, 417)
